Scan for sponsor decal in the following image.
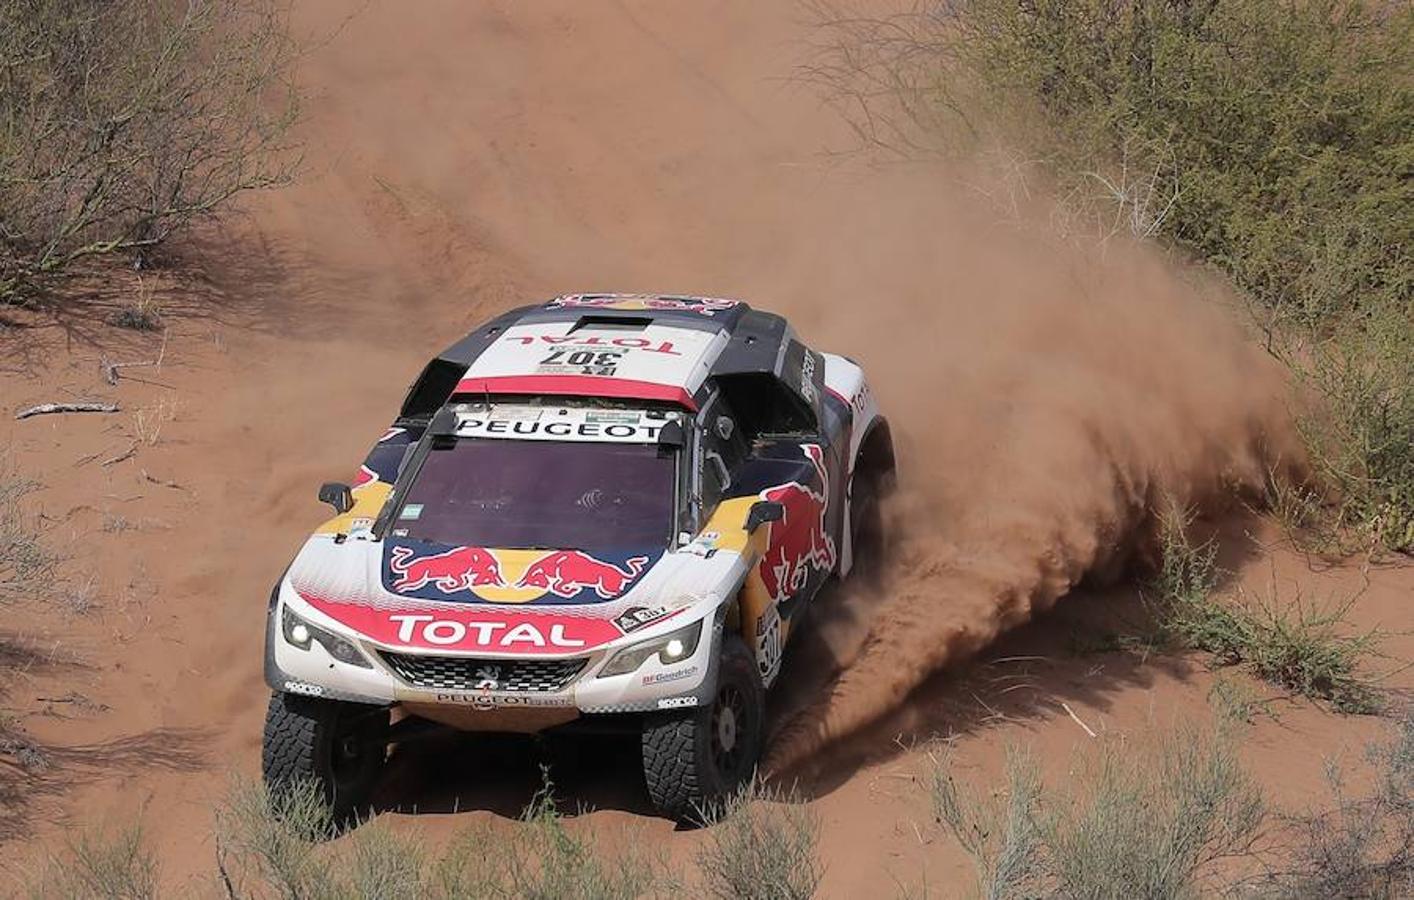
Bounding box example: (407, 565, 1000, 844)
(537, 347, 625, 376)
(431, 691, 575, 708)
(757, 444, 838, 604)
(657, 696, 697, 709)
(614, 605, 673, 633)
(683, 530, 721, 558)
(800, 352, 817, 403)
(454, 415, 667, 443)
(297, 595, 623, 654)
(755, 604, 783, 683)
(642, 665, 699, 686)
(507, 334, 683, 355)
(547, 295, 739, 317)
(381, 540, 660, 606)
(388, 614, 588, 648)
(283, 680, 325, 697)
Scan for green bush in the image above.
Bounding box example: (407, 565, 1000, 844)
(1147, 506, 1383, 713)
(0, 0, 298, 305)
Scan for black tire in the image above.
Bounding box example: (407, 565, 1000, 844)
(261, 691, 389, 823)
(641, 638, 764, 822)
(848, 463, 886, 585)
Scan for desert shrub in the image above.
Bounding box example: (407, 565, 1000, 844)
(1268, 712, 1414, 899)
(467, 781, 673, 900)
(1147, 507, 1383, 713)
(0, 0, 299, 305)
(208, 775, 670, 900)
(1290, 308, 1414, 554)
(810, 0, 1414, 552)
(932, 724, 1263, 899)
(696, 781, 824, 900)
(0, 464, 55, 603)
(215, 777, 336, 897)
(931, 748, 1044, 900)
(26, 824, 158, 900)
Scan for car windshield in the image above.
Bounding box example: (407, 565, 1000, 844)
(389, 439, 677, 552)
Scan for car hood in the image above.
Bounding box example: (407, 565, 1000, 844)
(283, 533, 739, 655)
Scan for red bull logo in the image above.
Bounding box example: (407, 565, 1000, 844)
(384, 543, 654, 604)
(388, 545, 505, 593)
(758, 444, 837, 603)
(516, 551, 650, 600)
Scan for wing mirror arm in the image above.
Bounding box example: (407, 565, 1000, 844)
(318, 482, 354, 515)
(744, 500, 784, 535)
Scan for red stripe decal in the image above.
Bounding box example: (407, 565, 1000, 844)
(454, 375, 698, 410)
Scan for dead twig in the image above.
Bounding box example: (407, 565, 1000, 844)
(1061, 701, 1098, 738)
(100, 328, 169, 385)
(102, 443, 138, 467)
(140, 469, 188, 492)
(15, 401, 119, 420)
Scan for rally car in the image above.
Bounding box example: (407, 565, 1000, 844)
(262, 294, 894, 820)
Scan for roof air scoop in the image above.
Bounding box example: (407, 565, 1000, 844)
(568, 315, 652, 333)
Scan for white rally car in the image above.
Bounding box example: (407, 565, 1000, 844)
(262, 294, 894, 820)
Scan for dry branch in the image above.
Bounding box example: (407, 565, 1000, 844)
(15, 402, 119, 420)
(100, 328, 170, 385)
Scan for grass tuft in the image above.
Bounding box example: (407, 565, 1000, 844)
(0, 462, 56, 603)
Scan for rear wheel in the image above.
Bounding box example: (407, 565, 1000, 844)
(261, 691, 389, 823)
(641, 638, 764, 822)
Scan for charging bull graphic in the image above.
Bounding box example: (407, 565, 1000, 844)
(384, 541, 655, 604)
(758, 444, 837, 604)
(388, 545, 505, 593)
(516, 551, 650, 600)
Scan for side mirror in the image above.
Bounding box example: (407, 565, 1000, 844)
(744, 500, 784, 534)
(318, 482, 354, 515)
(657, 420, 685, 450)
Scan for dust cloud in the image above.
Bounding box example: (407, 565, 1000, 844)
(752, 169, 1300, 772)
(262, 0, 1301, 773)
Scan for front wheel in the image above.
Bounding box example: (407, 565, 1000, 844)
(261, 691, 389, 823)
(641, 638, 764, 822)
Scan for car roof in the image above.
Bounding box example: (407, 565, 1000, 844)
(399, 294, 814, 418)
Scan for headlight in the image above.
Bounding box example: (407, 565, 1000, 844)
(281, 605, 373, 669)
(598, 620, 703, 678)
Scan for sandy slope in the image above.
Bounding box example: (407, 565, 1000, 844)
(2, 2, 1411, 895)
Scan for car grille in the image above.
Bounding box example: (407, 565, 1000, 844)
(380, 652, 587, 692)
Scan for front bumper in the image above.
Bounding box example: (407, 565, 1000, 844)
(263, 594, 723, 724)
